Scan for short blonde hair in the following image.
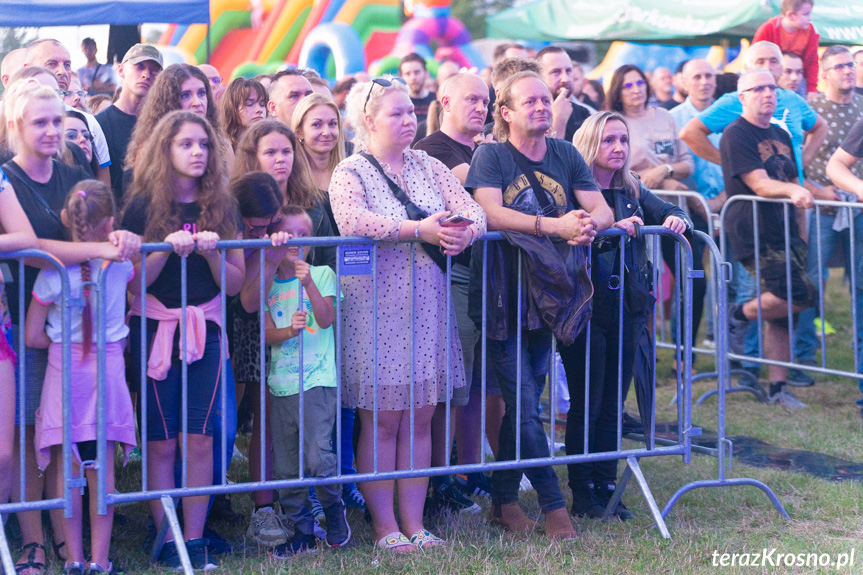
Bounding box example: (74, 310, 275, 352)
(2, 78, 64, 153)
(344, 77, 409, 152)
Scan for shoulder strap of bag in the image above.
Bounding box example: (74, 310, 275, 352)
(503, 139, 556, 216)
(2, 160, 63, 227)
(359, 151, 418, 211)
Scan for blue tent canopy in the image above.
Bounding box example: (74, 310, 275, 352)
(0, 0, 209, 27)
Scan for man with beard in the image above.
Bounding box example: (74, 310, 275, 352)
(536, 46, 592, 142)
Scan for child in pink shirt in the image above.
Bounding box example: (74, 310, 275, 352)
(753, 0, 820, 93)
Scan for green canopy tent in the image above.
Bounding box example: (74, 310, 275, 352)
(487, 0, 863, 45)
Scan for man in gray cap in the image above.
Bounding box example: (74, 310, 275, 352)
(96, 43, 163, 199)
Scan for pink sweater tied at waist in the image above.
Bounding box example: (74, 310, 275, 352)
(129, 294, 227, 381)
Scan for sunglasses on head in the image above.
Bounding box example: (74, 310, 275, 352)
(245, 213, 283, 237)
(364, 76, 407, 113)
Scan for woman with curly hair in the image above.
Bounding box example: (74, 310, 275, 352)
(233, 119, 335, 268)
(221, 77, 268, 150)
(122, 110, 244, 571)
(126, 64, 234, 173)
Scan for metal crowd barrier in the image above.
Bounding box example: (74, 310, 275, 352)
(718, 196, 863, 390)
(0, 250, 74, 575)
(3, 227, 784, 574)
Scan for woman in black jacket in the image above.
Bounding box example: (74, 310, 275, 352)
(561, 111, 691, 520)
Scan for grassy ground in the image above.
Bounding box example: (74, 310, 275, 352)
(26, 276, 863, 574)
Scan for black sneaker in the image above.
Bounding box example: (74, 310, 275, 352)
(186, 538, 218, 571)
(454, 472, 491, 498)
(203, 527, 232, 555)
(322, 499, 351, 548)
(570, 487, 605, 519)
(424, 478, 481, 518)
(155, 541, 182, 571)
(787, 360, 816, 387)
(621, 412, 643, 435)
(271, 532, 318, 559)
(593, 483, 633, 521)
(209, 494, 244, 525)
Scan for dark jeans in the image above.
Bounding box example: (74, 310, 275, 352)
(559, 311, 639, 490)
(663, 212, 708, 353)
(487, 327, 565, 513)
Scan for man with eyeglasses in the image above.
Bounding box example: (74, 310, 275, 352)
(198, 64, 226, 103)
(793, 45, 863, 396)
(465, 70, 612, 541)
(63, 73, 88, 113)
(24, 38, 113, 187)
(96, 43, 163, 200)
(721, 68, 816, 409)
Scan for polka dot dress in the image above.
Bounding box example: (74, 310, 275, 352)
(329, 149, 487, 411)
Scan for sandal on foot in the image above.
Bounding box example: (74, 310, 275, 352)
(375, 532, 414, 553)
(52, 540, 67, 562)
(409, 529, 444, 549)
(88, 562, 116, 574)
(15, 542, 46, 575)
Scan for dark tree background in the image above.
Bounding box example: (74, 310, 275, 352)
(451, 0, 516, 40)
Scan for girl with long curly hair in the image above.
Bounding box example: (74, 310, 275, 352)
(121, 110, 244, 571)
(126, 64, 234, 173)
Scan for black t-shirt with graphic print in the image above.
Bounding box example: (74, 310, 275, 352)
(720, 116, 799, 261)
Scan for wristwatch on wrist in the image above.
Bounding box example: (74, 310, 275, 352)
(664, 163, 674, 178)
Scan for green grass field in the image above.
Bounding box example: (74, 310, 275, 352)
(21, 276, 863, 574)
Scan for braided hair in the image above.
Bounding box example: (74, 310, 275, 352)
(63, 180, 116, 357)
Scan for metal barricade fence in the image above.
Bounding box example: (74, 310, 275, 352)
(719, 196, 863, 387)
(0, 250, 74, 575)
(4, 228, 775, 573)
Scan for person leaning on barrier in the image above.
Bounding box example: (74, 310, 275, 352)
(720, 69, 817, 409)
(414, 73, 494, 514)
(329, 76, 486, 552)
(787, 45, 863, 390)
(566, 110, 690, 521)
(464, 70, 613, 541)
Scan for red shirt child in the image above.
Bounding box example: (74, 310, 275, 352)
(753, 1, 820, 93)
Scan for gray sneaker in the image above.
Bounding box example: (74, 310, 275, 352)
(767, 387, 808, 409)
(322, 499, 351, 548)
(247, 507, 287, 547)
(787, 360, 816, 387)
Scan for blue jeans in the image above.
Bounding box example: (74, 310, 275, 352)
(487, 327, 565, 513)
(793, 210, 863, 391)
(733, 261, 762, 370)
(336, 407, 358, 490)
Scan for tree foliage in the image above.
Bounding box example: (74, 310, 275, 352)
(0, 27, 37, 96)
(451, 0, 516, 40)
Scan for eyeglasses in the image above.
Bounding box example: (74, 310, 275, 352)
(828, 62, 857, 72)
(64, 128, 92, 141)
(623, 79, 645, 90)
(209, 76, 223, 85)
(63, 90, 87, 99)
(363, 77, 407, 113)
(245, 214, 283, 237)
(741, 83, 778, 94)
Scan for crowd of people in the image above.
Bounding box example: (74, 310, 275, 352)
(1, 0, 863, 570)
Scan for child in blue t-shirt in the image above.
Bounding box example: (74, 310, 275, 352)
(263, 205, 349, 557)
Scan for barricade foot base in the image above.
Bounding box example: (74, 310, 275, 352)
(661, 478, 790, 521)
(601, 456, 671, 539)
(0, 512, 16, 575)
(150, 495, 194, 575)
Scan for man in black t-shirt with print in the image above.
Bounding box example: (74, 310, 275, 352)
(465, 71, 612, 541)
(96, 44, 163, 201)
(720, 68, 816, 408)
(414, 73, 492, 515)
(399, 53, 435, 125)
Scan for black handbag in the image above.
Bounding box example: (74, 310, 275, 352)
(359, 152, 448, 272)
(612, 224, 656, 317)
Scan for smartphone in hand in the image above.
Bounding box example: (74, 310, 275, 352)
(439, 214, 474, 227)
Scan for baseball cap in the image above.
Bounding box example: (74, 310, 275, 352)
(122, 44, 163, 68)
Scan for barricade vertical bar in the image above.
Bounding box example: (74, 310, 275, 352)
(650, 238, 659, 451)
(97, 263, 108, 515)
(783, 204, 794, 360)
(753, 201, 764, 358)
(141, 252, 148, 492)
(674, 238, 683, 438)
(583, 250, 591, 455)
(480, 240, 488, 465)
(258, 249, 266, 489)
(298, 246, 305, 479)
(849, 205, 859, 379)
(372, 245, 378, 473)
(617, 236, 625, 450)
(680, 233, 693, 462)
(62, 255, 73, 517)
(515, 249, 522, 461)
(815, 205, 827, 363)
(0, 524, 14, 575)
(180, 255, 188, 489)
(335, 247, 342, 478)
(409, 243, 415, 470)
(219, 249, 227, 484)
(445, 252, 451, 468)
(17, 258, 25, 503)
(549, 336, 557, 457)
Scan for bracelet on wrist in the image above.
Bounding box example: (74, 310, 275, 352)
(535, 214, 543, 237)
(414, 221, 420, 239)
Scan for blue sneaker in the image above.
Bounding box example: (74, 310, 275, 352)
(342, 485, 366, 510)
(186, 538, 218, 571)
(308, 489, 324, 520)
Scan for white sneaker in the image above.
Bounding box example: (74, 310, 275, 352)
(767, 387, 808, 409)
(247, 506, 287, 547)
